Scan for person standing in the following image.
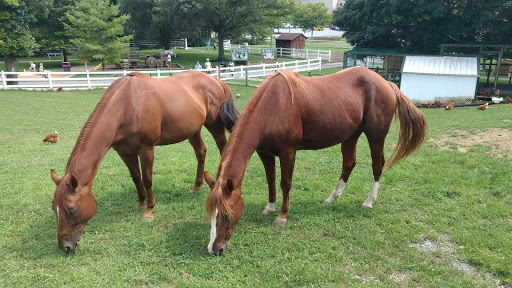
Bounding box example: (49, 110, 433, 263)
(29, 61, 36, 72)
(213, 42, 217, 51)
(194, 61, 202, 70)
(166, 53, 172, 68)
(229, 60, 235, 76)
(204, 58, 212, 74)
(206, 41, 210, 51)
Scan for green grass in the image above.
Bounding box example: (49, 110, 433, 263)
(0, 83, 511, 287)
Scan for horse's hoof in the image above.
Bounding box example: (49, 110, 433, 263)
(189, 187, 200, 193)
(142, 215, 154, 222)
(361, 203, 372, 209)
(272, 218, 286, 227)
(262, 208, 275, 215)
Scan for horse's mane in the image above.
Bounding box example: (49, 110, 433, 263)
(205, 70, 306, 220)
(65, 72, 147, 173)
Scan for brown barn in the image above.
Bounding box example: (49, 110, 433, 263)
(275, 33, 307, 50)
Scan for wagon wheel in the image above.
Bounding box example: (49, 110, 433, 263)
(145, 56, 158, 68)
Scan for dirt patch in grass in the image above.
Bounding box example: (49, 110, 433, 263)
(430, 128, 512, 159)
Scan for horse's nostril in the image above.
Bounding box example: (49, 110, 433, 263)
(64, 246, 72, 253)
(217, 248, 224, 256)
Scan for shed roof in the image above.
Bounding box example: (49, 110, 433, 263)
(402, 56, 478, 76)
(276, 33, 306, 41)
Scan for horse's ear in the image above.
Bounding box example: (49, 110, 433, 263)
(66, 174, 79, 191)
(50, 169, 61, 185)
(204, 171, 215, 189)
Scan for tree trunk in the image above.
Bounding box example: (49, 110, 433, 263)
(63, 48, 68, 62)
(5, 55, 18, 86)
(217, 30, 225, 63)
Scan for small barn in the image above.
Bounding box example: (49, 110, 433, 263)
(400, 56, 479, 103)
(275, 33, 307, 50)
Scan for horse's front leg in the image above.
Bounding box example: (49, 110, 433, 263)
(274, 150, 296, 226)
(117, 152, 146, 210)
(257, 151, 276, 215)
(139, 145, 156, 221)
(188, 131, 207, 193)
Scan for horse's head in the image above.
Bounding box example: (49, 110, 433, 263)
(204, 171, 244, 256)
(50, 169, 97, 253)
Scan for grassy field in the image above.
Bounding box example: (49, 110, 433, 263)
(0, 81, 511, 287)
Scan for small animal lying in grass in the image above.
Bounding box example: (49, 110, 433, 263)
(445, 102, 454, 110)
(434, 101, 443, 108)
(421, 102, 431, 108)
(505, 96, 512, 103)
(43, 131, 59, 143)
(477, 103, 488, 110)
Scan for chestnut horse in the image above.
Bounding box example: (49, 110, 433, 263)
(204, 67, 427, 255)
(50, 71, 239, 253)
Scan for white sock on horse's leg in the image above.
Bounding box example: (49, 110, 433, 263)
(362, 181, 379, 209)
(323, 179, 346, 204)
(262, 202, 275, 214)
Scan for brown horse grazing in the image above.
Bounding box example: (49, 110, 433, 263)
(50, 71, 239, 253)
(204, 67, 427, 255)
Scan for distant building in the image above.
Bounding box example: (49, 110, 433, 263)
(299, 0, 345, 13)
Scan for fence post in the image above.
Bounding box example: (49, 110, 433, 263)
(86, 70, 91, 89)
(306, 49, 309, 59)
(245, 66, 248, 86)
(157, 69, 161, 78)
(328, 50, 331, 62)
(217, 66, 220, 78)
(263, 64, 266, 77)
(47, 71, 53, 89)
(1, 71, 5, 89)
(295, 60, 298, 71)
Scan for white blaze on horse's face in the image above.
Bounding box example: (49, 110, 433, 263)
(207, 207, 218, 254)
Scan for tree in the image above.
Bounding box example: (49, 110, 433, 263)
(0, 0, 50, 76)
(33, 0, 75, 62)
(292, 2, 332, 37)
(333, 0, 512, 53)
(65, 0, 132, 70)
(190, 0, 295, 62)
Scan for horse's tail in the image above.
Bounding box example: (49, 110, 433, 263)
(214, 77, 239, 133)
(384, 81, 428, 171)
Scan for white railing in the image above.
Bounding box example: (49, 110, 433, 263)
(0, 58, 322, 90)
(244, 46, 331, 62)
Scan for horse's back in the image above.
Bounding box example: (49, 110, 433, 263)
(113, 72, 223, 146)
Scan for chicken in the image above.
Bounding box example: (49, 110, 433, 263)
(421, 102, 431, 108)
(56, 87, 63, 92)
(445, 102, 454, 110)
(477, 103, 488, 110)
(434, 101, 443, 108)
(494, 89, 500, 96)
(43, 130, 59, 143)
(506, 96, 512, 103)
(491, 97, 503, 104)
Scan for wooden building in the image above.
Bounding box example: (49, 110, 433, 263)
(275, 33, 307, 50)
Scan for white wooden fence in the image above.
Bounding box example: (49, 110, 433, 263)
(0, 58, 322, 90)
(244, 46, 332, 62)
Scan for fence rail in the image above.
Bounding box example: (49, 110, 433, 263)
(1, 58, 322, 90)
(240, 45, 331, 62)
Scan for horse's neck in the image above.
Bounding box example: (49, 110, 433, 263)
(221, 121, 262, 186)
(67, 108, 122, 185)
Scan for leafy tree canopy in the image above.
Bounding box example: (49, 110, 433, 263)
(292, 2, 332, 37)
(65, 0, 132, 69)
(334, 0, 512, 53)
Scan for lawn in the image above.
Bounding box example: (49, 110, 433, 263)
(0, 81, 511, 287)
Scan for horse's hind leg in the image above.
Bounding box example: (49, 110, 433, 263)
(361, 139, 385, 209)
(206, 122, 227, 154)
(118, 153, 146, 209)
(324, 132, 361, 204)
(188, 131, 207, 192)
(257, 151, 276, 215)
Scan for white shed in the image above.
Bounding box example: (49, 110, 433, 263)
(400, 56, 479, 102)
